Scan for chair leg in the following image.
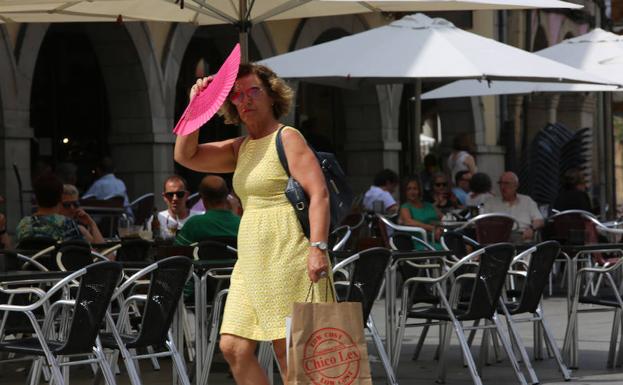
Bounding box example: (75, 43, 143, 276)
(608, 308, 621, 368)
(167, 333, 191, 385)
(29, 358, 44, 385)
(443, 318, 484, 385)
(467, 319, 480, 347)
(491, 314, 528, 385)
(411, 324, 429, 362)
(146, 346, 161, 370)
(94, 343, 118, 385)
(501, 308, 539, 385)
(435, 321, 454, 384)
(367, 317, 398, 385)
(536, 310, 571, 381)
(477, 326, 491, 375)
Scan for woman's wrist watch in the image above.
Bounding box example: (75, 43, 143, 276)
(310, 241, 328, 251)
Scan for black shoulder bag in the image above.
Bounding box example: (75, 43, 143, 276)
(276, 126, 354, 239)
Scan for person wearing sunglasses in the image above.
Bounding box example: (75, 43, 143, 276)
(59, 184, 104, 244)
(427, 172, 461, 213)
(175, 63, 331, 385)
(16, 174, 83, 243)
(147, 175, 199, 240)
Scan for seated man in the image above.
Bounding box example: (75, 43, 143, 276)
(363, 169, 399, 214)
(60, 184, 105, 244)
(16, 174, 84, 243)
(175, 175, 240, 246)
(451, 170, 472, 206)
(482, 171, 544, 242)
(84, 157, 130, 206)
(148, 175, 200, 240)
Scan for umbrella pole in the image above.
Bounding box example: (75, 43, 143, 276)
(239, 0, 249, 63)
(411, 79, 422, 172)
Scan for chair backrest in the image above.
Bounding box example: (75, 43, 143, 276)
(512, 241, 560, 314)
(462, 243, 514, 320)
(133, 256, 193, 347)
(390, 232, 435, 252)
(441, 231, 480, 260)
(337, 247, 391, 323)
(130, 193, 154, 227)
(17, 237, 58, 270)
(328, 225, 351, 251)
(57, 261, 122, 355)
(545, 212, 593, 245)
(56, 245, 93, 271)
(0, 250, 20, 272)
(473, 215, 515, 244)
(116, 239, 152, 262)
(16, 236, 57, 252)
(193, 240, 237, 261)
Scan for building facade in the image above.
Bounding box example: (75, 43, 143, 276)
(0, 1, 612, 229)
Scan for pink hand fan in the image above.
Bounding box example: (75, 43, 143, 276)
(173, 43, 241, 136)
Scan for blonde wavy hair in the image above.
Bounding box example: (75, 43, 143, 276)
(220, 63, 294, 125)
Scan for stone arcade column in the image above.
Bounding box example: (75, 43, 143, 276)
(341, 85, 402, 194)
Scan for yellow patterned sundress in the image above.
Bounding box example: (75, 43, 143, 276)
(220, 126, 331, 341)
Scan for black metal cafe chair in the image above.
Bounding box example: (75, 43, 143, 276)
(397, 244, 527, 385)
(0, 261, 122, 385)
(100, 256, 193, 385)
(498, 241, 571, 384)
(332, 247, 398, 385)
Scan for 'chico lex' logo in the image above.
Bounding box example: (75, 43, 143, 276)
(302, 327, 361, 385)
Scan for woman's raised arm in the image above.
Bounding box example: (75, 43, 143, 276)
(174, 77, 241, 173)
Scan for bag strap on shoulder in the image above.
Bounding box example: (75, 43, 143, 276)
(276, 125, 291, 177)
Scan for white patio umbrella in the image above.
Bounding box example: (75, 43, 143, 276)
(258, 14, 612, 169)
(0, 0, 582, 60)
(422, 28, 623, 99)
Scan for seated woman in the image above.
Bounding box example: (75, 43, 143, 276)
(399, 176, 442, 249)
(59, 184, 105, 244)
(554, 168, 592, 213)
(465, 172, 494, 209)
(16, 174, 84, 243)
(427, 172, 461, 213)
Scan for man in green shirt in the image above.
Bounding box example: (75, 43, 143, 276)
(175, 175, 240, 246)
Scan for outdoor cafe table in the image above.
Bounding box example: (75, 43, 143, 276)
(558, 243, 623, 368)
(385, 250, 453, 357)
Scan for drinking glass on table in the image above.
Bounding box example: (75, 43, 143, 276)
(118, 215, 133, 238)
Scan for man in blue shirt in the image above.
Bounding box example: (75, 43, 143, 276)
(84, 157, 130, 208)
(452, 170, 472, 206)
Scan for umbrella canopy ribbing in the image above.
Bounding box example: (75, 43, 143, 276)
(258, 13, 613, 172)
(422, 28, 623, 99)
(0, 0, 583, 24)
(258, 14, 613, 86)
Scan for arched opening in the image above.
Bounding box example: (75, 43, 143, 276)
(30, 23, 109, 191)
(174, 25, 261, 192)
(295, 28, 349, 164)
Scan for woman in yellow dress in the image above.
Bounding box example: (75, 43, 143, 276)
(174, 63, 331, 385)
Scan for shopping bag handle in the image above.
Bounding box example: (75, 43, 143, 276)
(305, 278, 336, 303)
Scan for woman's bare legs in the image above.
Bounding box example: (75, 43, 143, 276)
(272, 338, 288, 384)
(220, 334, 269, 385)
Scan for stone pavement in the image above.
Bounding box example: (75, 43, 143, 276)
(0, 297, 621, 384)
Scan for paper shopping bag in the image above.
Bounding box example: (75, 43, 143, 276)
(286, 301, 372, 385)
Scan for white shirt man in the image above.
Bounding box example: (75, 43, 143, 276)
(362, 169, 399, 213)
(146, 175, 199, 240)
(482, 171, 544, 241)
